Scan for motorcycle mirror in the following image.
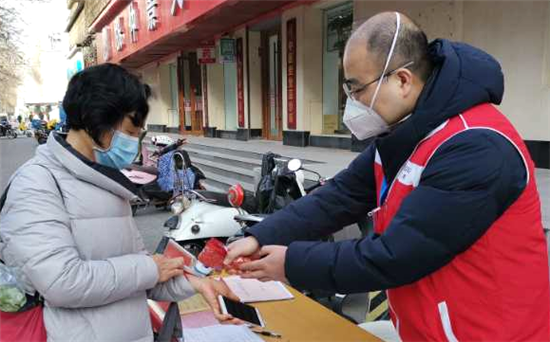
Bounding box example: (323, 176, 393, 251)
(287, 159, 302, 172)
(228, 184, 245, 208)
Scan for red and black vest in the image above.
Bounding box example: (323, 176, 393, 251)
(372, 104, 550, 341)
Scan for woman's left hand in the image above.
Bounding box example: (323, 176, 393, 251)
(187, 275, 244, 325)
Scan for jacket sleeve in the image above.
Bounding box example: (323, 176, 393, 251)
(284, 130, 527, 293)
(131, 224, 197, 302)
(246, 144, 378, 246)
(0, 165, 159, 308)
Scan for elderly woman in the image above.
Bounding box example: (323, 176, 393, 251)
(0, 64, 238, 341)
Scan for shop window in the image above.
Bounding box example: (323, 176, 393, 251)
(322, 2, 353, 135)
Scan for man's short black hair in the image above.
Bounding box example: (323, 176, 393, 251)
(63, 63, 150, 147)
(366, 14, 433, 82)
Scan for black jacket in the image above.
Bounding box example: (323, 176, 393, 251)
(247, 39, 527, 293)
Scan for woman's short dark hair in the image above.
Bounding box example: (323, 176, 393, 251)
(62, 63, 151, 147)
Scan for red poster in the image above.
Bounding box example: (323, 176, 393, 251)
(286, 18, 297, 130)
(236, 38, 245, 128)
(202, 65, 209, 127)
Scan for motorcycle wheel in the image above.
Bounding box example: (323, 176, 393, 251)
(26, 131, 33, 138)
(179, 240, 205, 257)
(9, 130, 17, 139)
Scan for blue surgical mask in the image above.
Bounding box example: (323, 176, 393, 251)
(93, 130, 139, 169)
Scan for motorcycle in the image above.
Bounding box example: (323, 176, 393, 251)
(122, 135, 197, 215)
(0, 121, 17, 139)
(165, 152, 323, 256)
(229, 157, 325, 242)
(163, 150, 251, 256)
(33, 120, 50, 145)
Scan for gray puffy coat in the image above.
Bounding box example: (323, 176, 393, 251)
(0, 133, 195, 341)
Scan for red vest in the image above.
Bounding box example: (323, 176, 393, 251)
(373, 104, 550, 341)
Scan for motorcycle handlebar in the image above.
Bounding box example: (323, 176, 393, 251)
(157, 138, 186, 156)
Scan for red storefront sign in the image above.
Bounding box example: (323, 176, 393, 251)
(197, 46, 216, 64)
(96, 0, 227, 65)
(286, 18, 297, 130)
(94, 0, 301, 68)
(236, 37, 245, 128)
(202, 65, 209, 127)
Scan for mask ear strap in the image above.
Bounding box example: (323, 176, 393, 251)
(370, 12, 401, 107)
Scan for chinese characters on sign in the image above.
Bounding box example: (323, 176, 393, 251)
(114, 17, 125, 51)
(286, 18, 297, 130)
(102, 27, 111, 61)
(219, 38, 236, 63)
(197, 46, 216, 64)
(146, 0, 159, 31)
(171, 0, 184, 16)
(128, 1, 139, 43)
(236, 38, 244, 128)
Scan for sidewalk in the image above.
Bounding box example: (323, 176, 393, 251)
(179, 135, 360, 179)
(166, 133, 550, 228)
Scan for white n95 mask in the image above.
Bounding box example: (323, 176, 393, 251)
(343, 98, 389, 140)
(343, 12, 402, 140)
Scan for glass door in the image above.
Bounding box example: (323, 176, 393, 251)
(224, 61, 238, 131)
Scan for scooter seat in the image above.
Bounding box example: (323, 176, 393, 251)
(234, 214, 268, 224)
(195, 190, 233, 207)
(126, 164, 159, 176)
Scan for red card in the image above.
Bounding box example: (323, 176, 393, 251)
(198, 238, 227, 270)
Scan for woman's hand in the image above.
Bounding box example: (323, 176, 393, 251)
(151, 254, 184, 283)
(187, 275, 244, 325)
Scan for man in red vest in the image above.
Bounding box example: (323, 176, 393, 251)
(225, 12, 550, 341)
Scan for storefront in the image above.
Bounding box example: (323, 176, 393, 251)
(93, 0, 297, 137)
(92, 0, 550, 166)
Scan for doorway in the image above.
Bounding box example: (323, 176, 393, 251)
(178, 53, 204, 135)
(261, 27, 282, 141)
(168, 62, 180, 129)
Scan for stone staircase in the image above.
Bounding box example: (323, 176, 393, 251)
(183, 142, 321, 193)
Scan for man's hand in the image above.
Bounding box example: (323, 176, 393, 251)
(239, 246, 288, 283)
(187, 275, 244, 325)
(224, 236, 260, 266)
(151, 254, 184, 283)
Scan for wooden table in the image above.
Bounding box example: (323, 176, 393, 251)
(250, 286, 381, 342)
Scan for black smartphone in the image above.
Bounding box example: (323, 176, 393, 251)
(218, 295, 265, 327)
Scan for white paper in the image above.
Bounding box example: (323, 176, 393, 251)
(183, 324, 264, 342)
(223, 276, 294, 303)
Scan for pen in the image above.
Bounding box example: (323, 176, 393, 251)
(251, 328, 282, 338)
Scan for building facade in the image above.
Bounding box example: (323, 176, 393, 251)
(89, 0, 550, 169)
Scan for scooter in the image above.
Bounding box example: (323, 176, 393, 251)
(165, 153, 323, 256)
(33, 120, 49, 145)
(163, 150, 250, 256)
(122, 136, 193, 215)
(230, 158, 325, 241)
(0, 122, 17, 139)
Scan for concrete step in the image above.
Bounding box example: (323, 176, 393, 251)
(186, 142, 265, 160)
(185, 142, 321, 165)
(184, 146, 261, 170)
(201, 172, 256, 193)
(192, 156, 257, 185)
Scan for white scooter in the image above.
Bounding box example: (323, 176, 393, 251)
(163, 150, 250, 255)
(164, 153, 317, 256)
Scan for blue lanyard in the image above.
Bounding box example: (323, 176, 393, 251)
(379, 177, 389, 205)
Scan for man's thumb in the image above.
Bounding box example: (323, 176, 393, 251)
(224, 248, 237, 265)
